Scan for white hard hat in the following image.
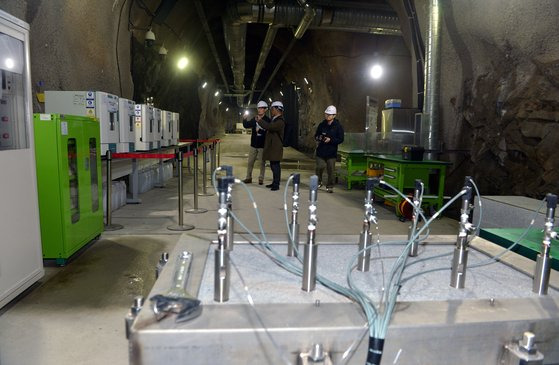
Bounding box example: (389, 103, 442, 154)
(324, 105, 337, 114)
(271, 101, 284, 110)
(257, 100, 268, 108)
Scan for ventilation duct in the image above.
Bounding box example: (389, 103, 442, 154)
(224, 0, 401, 106)
(421, 0, 441, 160)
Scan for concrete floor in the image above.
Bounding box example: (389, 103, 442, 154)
(0, 134, 459, 365)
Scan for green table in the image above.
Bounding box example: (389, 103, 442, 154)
(480, 228, 559, 270)
(337, 150, 367, 190)
(366, 154, 451, 216)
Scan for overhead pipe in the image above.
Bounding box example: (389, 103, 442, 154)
(228, 0, 401, 105)
(223, 18, 247, 106)
(247, 25, 278, 106)
(247, 0, 314, 106)
(421, 0, 442, 160)
(193, 0, 230, 93)
(293, 0, 316, 39)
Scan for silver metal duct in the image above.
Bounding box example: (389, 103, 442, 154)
(194, 0, 230, 93)
(294, 1, 316, 39)
(247, 25, 278, 106)
(223, 15, 247, 106)
(234, 2, 401, 35)
(226, 0, 402, 106)
(421, 0, 441, 160)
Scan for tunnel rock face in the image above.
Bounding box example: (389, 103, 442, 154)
(437, 0, 559, 197)
(0, 0, 133, 110)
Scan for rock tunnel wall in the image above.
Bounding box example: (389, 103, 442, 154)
(0, 0, 134, 111)
(426, 0, 559, 197)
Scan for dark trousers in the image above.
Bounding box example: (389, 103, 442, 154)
(270, 161, 281, 188)
(316, 156, 336, 188)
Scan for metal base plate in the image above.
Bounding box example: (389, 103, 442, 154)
(104, 223, 123, 231)
(167, 224, 195, 231)
(185, 208, 208, 214)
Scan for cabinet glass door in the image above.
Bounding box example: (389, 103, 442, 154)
(89, 137, 98, 212)
(67, 138, 80, 223)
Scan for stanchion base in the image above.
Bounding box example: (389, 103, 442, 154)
(105, 223, 124, 231)
(198, 192, 215, 197)
(186, 208, 208, 214)
(167, 224, 195, 231)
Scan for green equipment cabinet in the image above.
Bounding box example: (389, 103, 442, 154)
(367, 154, 451, 217)
(33, 113, 103, 265)
(337, 149, 367, 190)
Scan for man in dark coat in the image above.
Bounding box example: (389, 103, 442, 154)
(258, 101, 285, 191)
(314, 105, 344, 193)
(242, 100, 269, 184)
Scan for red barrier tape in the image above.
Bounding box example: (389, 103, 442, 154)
(112, 153, 176, 159)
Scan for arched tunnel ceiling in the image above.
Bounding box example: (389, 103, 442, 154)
(133, 0, 402, 106)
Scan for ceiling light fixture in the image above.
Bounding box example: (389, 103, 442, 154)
(177, 57, 189, 70)
(370, 64, 383, 79)
(145, 28, 156, 47)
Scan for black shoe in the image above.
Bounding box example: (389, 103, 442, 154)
(270, 186, 280, 191)
(265, 183, 274, 188)
(326, 187, 333, 193)
(258, 179, 264, 185)
(243, 178, 252, 183)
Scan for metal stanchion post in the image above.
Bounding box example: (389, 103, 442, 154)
(200, 145, 214, 196)
(217, 140, 221, 167)
(210, 141, 216, 180)
(186, 144, 191, 173)
(104, 150, 123, 231)
(186, 147, 208, 214)
(168, 152, 195, 231)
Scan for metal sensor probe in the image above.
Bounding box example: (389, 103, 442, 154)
(533, 193, 557, 295)
(214, 176, 231, 302)
(408, 179, 423, 257)
(222, 166, 235, 250)
(357, 178, 379, 272)
(302, 175, 319, 292)
(288, 173, 301, 257)
(450, 176, 475, 289)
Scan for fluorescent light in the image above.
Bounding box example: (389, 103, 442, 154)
(304, 77, 309, 84)
(219, 101, 222, 105)
(214, 91, 219, 97)
(202, 82, 207, 88)
(279, 91, 283, 96)
(226, 108, 229, 112)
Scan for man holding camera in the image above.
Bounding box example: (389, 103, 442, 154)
(314, 105, 344, 193)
